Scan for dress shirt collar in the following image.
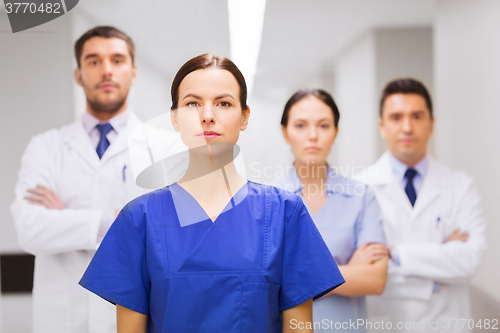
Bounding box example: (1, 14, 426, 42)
(388, 152, 429, 181)
(82, 109, 130, 135)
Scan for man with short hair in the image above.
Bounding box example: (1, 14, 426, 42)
(356, 78, 486, 332)
(11, 26, 146, 333)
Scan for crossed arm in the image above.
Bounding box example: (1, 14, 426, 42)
(322, 243, 389, 298)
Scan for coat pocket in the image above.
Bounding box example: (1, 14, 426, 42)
(240, 282, 281, 333)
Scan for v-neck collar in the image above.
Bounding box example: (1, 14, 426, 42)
(279, 164, 355, 196)
(169, 181, 249, 227)
(277, 164, 355, 217)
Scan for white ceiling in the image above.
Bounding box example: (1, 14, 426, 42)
(74, 0, 231, 79)
(30, 0, 435, 102)
(254, 0, 435, 101)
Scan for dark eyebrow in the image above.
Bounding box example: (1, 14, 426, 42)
(182, 93, 202, 101)
(84, 54, 99, 60)
(214, 94, 234, 100)
(293, 118, 331, 123)
(84, 53, 127, 60)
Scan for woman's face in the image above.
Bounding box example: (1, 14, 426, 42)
(171, 68, 250, 151)
(282, 96, 338, 166)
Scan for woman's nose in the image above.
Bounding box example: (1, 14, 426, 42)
(308, 127, 318, 140)
(200, 106, 216, 123)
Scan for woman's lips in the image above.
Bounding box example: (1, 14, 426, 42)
(305, 147, 319, 152)
(197, 131, 221, 140)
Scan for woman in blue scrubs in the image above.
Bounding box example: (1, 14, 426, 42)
(275, 89, 389, 332)
(79, 55, 344, 333)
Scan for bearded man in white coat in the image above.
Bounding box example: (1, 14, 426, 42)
(356, 78, 486, 333)
(11, 26, 150, 333)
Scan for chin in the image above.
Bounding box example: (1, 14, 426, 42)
(188, 141, 235, 154)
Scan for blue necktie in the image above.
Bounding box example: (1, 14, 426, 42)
(404, 168, 418, 207)
(96, 123, 113, 159)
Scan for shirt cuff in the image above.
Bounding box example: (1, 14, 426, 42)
(98, 209, 116, 242)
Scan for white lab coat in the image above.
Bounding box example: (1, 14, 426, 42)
(355, 152, 486, 333)
(11, 112, 148, 333)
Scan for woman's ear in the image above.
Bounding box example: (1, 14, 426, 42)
(333, 126, 339, 141)
(240, 107, 251, 131)
(281, 125, 290, 144)
(171, 109, 180, 132)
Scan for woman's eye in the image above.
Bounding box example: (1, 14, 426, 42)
(295, 124, 304, 128)
(186, 102, 198, 107)
(320, 124, 330, 129)
(219, 101, 232, 107)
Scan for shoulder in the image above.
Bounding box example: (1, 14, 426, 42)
(29, 126, 65, 147)
(29, 119, 84, 146)
(247, 181, 304, 220)
(23, 124, 73, 158)
(353, 152, 392, 185)
(430, 158, 476, 192)
(121, 187, 172, 230)
(248, 181, 302, 203)
(328, 172, 367, 195)
(353, 164, 380, 185)
(128, 111, 142, 126)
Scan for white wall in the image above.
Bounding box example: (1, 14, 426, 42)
(332, 28, 433, 175)
(375, 28, 434, 99)
(238, 96, 290, 184)
(71, 11, 173, 122)
(0, 13, 74, 253)
(375, 28, 434, 156)
(0, 11, 73, 333)
(333, 32, 379, 176)
(434, 0, 500, 306)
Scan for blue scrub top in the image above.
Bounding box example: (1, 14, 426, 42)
(274, 166, 386, 332)
(80, 181, 344, 333)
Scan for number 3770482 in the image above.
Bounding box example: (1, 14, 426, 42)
(444, 319, 498, 330)
(5, 2, 62, 14)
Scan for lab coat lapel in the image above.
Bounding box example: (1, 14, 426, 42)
(370, 152, 413, 217)
(100, 112, 142, 163)
(411, 157, 441, 219)
(62, 119, 100, 170)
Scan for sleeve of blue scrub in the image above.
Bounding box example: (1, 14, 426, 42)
(79, 204, 150, 315)
(279, 197, 345, 311)
(355, 185, 387, 247)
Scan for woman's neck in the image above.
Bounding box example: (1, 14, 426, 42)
(179, 144, 246, 199)
(294, 160, 328, 187)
